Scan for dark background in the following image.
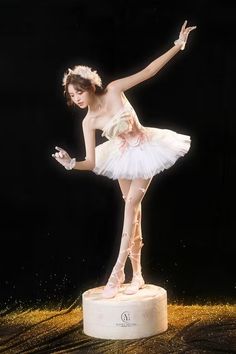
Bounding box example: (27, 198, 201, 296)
(0, 0, 235, 308)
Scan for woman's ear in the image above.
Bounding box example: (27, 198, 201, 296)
(91, 84, 96, 93)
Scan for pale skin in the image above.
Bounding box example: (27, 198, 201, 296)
(53, 21, 196, 292)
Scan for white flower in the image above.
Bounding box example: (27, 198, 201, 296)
(114, 120, 129, 135)
(62, 65, 102, 87)
(113, 118, 134, 137)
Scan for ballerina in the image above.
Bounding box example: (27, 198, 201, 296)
(52, 20, 197, 299)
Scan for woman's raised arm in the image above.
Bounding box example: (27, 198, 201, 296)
(107, 20, 196, 93)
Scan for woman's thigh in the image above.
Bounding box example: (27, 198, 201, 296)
(126, 178, 153, 207)
(118, 178, 132, 201)
(118, 177, 153, 206)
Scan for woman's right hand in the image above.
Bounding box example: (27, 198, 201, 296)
(52, 146, 76, 170)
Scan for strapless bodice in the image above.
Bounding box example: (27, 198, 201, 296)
(101, 98, 147, 141)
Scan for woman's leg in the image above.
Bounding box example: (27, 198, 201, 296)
(118, 180, 143, 276)
(118, 178, 132, 203)
(123, 179, 153, 294)
(128, 203, 143, 274)
(102, 177, 153, 298)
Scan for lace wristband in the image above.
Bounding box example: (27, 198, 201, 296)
(65, 158, 76, 170)
(174, 39, 186, 50)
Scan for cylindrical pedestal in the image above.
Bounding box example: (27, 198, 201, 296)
(82, 284, 168, 339)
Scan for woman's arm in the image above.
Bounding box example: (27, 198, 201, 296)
(107, 20, 196, 92)
(73, 118, 95, 171)
(108, 45, 182, 93)
(73, 160, 94, 171)
(52, 118, 95, 171)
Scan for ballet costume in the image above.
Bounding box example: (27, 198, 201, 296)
(92, 93, 191, 180)
(92, 93, 191, 298)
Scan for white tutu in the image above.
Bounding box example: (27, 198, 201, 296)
(92, 95, 191, 180)
(92, 127, 191, 180)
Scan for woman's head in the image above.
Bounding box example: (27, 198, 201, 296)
(62, 65, 107, 109)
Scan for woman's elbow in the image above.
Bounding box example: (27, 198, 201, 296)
(87, 160, 95, 170)
(89, 163, 95, 171)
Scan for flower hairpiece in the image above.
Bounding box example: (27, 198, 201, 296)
(62, 65, 102, 87)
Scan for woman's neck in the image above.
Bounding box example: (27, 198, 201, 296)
(88, 94, 105, 114)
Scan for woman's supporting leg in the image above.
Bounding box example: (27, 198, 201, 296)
(124, 203, 145, 294)
(118, 180, 144, 277)
(123, 178, 153, 295)
(128, 203, 143, 273)
(102, 177, 152, 298)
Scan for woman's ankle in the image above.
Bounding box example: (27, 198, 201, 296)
(132, 270, 143, 277)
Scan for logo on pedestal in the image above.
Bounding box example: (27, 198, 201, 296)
(115, 311, 137, 327)
(121, 311, 130, 322)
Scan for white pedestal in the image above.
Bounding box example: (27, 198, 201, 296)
(82, 284, 168, 339)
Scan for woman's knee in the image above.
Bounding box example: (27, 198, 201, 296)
(124, 197, 141, 214)
(125, 190, 146, 209)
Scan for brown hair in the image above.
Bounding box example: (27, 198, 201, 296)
(63, 74, 107, 108)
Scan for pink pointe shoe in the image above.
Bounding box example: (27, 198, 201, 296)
(123, 272, 145, 295)
(124, 238, 145, 295)
(102, 261, 126, 299)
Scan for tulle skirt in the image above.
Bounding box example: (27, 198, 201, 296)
(92, 127, 191, 180)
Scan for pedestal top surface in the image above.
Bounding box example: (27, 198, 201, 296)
(83, 284, 167, 304)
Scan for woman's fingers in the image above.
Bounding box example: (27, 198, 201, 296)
(55, 146, 66, 153)
(184, 26, 197, 40)
(186, 26, 196, 33)
(180, 19, 197, 37)
(182, 20, 187, 29)
(186, 26, 197, 33)
(52, 154, 59, 160)
(55, 146, 62, 151)
(53, 152, 63, 159)
(53, 146, 68, 158)
(181, 20, 187, 32)
(52, 148, 73, 170)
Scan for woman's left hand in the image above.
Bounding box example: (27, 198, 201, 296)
(175, 20, 197, 50)
(52, 146, 76, 170)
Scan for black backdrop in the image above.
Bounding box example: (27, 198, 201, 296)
(0, 0, 235, 307)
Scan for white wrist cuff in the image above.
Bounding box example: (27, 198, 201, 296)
(65, 158, 76, 170)
(174, 39, 186, 50)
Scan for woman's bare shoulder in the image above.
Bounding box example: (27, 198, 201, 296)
(104, 86, 126, 110)
(82, 112, 102, 131)
(82, 88, 126, 131)
(82, 114, 94, 127)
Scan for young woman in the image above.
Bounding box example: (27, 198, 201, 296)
(52, 20, 197, 299)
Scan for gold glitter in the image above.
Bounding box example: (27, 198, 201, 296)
(0, 302, 235, 353)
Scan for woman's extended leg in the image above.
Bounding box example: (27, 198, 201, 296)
(102, 177, 153, 298)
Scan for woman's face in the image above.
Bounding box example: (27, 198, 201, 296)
(67, 84, 92, 109)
